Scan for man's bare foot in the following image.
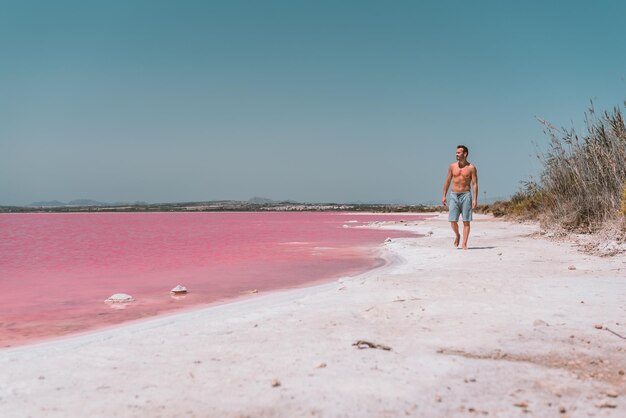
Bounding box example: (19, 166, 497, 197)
(454, 235, 460, 247)
(462, 245, 468, 250)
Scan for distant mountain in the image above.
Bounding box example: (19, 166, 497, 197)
(112, 201, 149, 206)
(28, 199, 111, 207)
(28, 200, 66, 207)
(67, 199, 108, 206)
(248, 197, 275, 204)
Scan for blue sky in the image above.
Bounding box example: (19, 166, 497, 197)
(1, 0, 625, 205)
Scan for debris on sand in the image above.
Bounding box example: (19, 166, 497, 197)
(595, 399, 617, 408)
(271, 379, 281, 387)
(605, 327, 626, 340)
(353, 340, 392, 351)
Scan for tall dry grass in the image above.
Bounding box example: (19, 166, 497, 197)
(621, 181, 626, 216)
(536, 102, 626, 232)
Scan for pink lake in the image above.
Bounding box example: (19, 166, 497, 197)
(0, 212, 426, 347)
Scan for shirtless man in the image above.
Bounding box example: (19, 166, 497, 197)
(442, 145, 478, 249)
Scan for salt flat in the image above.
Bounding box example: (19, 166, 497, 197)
(1, 213, 624, 417)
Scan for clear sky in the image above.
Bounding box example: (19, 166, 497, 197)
(1, 0, 625, 205)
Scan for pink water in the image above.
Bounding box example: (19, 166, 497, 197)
(0, 212, 425, 347)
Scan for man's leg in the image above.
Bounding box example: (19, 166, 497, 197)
(451, 222, 460, 247)
(448, 193, 461, 247)
(462, 221, 470, 250)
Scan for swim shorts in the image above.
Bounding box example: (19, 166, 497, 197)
(448, 192, 473, 222)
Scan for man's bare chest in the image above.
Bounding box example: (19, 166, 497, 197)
(452, 166, 472, 178)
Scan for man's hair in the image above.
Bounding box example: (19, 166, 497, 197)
(457, 145, 468, 155)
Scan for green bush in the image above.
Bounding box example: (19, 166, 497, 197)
(509, 181, 543, 219)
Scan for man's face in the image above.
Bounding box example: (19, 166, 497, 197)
(455, 148, 467, 161)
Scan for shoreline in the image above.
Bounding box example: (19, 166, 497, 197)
(2, 238, 403, 355)
(1, 213, 624, 417)
(1, 211, 425, 349)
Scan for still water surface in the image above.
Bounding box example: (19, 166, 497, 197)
(0, 212, 425, 347)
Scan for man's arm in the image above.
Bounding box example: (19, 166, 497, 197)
(472, 166, 478, 209)
(442, 165, 452, 206)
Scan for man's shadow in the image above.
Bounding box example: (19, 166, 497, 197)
(457, 246, 497, 250)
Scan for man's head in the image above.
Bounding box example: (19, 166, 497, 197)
(456, 145, 468, 161)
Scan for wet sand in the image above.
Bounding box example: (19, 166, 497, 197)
(1, 213, 624, 417)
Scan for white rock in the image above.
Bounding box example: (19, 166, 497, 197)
(384, 237, 392, 243)
(105, 293, 135, 303)
(170, 284, 188, 294)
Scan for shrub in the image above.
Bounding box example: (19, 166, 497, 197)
(509, 181, 543, 219)
(536, 102, 626, 232)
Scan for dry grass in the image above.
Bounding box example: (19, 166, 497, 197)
(475, 203, 508, 217)
(537, 103, 626, 233)
(621, 181, 626, 216)
(478, 101, 626, 253)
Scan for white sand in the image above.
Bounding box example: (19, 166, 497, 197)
(1, 213, 625, 417)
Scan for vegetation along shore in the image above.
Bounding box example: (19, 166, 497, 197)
(479, 99, 626, 255)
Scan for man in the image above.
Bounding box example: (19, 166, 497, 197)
(442, 145, 478, 249)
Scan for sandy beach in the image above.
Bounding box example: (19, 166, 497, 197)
(1, 213, 624, 417)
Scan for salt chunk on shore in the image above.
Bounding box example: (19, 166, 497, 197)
(105, 293, 135, 303)
(170, 284, 188, 294)
(384, 237, 392, 243)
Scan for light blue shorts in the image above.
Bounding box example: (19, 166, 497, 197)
(448, 192, 473, 222)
